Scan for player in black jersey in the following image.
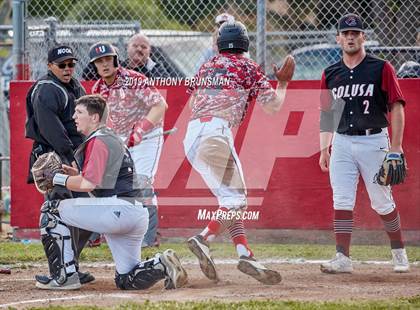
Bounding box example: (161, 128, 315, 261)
(318, 13, 409, 274)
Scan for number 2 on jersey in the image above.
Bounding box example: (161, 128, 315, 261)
(363, 100, 370, 114)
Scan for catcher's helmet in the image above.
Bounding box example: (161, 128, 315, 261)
(89, 42, 118, 67)
(397, 61, 420, 78)
(217, 21, 249, 53)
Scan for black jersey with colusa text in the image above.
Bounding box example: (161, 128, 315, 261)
(320, 54, 405, 133)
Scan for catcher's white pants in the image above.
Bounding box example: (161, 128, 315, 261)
(329, 129, 396, 215)
(184, 117, 247, 210)
(59, 197, 148, 274)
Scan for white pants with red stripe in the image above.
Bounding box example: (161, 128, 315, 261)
(183, 117, 247, 210)
(58, 196, 148, 274)
(329, 128, 396, 215)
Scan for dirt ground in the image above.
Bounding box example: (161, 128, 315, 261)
(0, 261, 419, 309)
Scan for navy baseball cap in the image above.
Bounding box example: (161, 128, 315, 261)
(89, 42, 117, 63)
(48, 45, 77, 63)
(337, 14, 365, 32)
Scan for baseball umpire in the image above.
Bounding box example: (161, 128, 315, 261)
(25, 45, 95, 284)
(319, 13, 409, 273)
(90, 42, 168, 248)
(184, 21, 295, 284)
(32, 94, 187, 290)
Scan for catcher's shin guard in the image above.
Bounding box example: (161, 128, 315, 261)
(39, 200, 74, 285)
(114, 255, 165, 290)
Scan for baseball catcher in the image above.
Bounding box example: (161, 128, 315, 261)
(376, 152, 407, 186)
(34, 94, 187, 290)
(31, 152, 65, 194)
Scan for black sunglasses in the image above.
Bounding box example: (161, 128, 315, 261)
(54, 62, 76, 69)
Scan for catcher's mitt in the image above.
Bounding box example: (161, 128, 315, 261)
(31, 152, 64, 194)
(376, 152, 407, 186)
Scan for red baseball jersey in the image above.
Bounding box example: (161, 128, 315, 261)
(92, 67, 164, 137)
(188, 52, 277, 127)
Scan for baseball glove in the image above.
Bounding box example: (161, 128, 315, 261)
(273, 55, 295, 82)
(376, 152, 407, 186)
(31, 152, 64, 194)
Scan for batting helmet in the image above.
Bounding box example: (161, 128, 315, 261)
(397, 61, 420, 78)
(217, 21, 249, 53)
(215, 13, 234, 26)
(89, 42, 118, 67)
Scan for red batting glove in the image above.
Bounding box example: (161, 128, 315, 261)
(127, 118, 154, 147)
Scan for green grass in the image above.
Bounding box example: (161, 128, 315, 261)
(24, 296, 420, 310)
(1, 212, 10, 221)
(0, 241, 419, 265)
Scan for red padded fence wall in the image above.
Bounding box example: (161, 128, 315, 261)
(9, 80, 420, 230)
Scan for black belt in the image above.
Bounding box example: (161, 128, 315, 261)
(340, 128, 382, 136)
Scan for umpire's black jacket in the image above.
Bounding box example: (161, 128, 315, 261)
(25, 71, 86, 183)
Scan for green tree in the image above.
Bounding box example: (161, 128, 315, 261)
(27, 0, 74, 20)
(159, 0, 225, 29)
(67, 0, 184, 29)
(27, 0, 185, 30)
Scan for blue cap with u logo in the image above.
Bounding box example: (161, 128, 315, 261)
(89, 42, 117, 63)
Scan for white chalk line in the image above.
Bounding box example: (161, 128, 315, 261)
(1, 258, 418, 284)
(0, 293, 139, 308)
(2, 258, 419, 270)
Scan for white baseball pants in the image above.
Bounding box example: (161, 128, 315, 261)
(329, 129, 396, 215)
(59, 196, 148, 274)
(184, 117, 247, 210)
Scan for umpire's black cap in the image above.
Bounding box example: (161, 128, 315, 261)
(337, 14, 365, 32)
(48, 45, 77, 63)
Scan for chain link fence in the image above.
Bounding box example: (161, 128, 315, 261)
(21, 0, 419, 81)
(22, 0, 420, 80)
(0, 89, 10, 189)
